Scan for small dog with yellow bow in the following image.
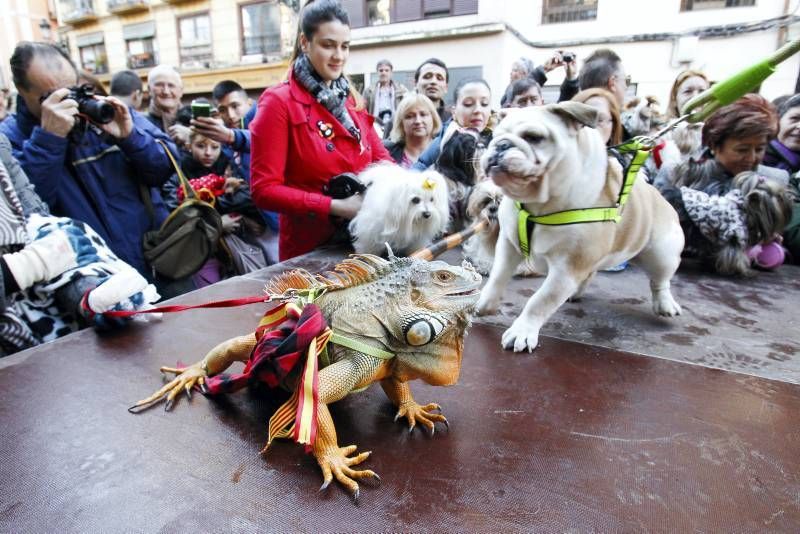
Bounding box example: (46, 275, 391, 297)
(349, 163, 450, 256)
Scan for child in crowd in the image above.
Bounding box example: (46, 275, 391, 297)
(162, 131, 269, 287)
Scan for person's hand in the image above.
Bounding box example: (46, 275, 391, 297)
(40, 88, 78, 138)
(329, 194, 363, 220)
(221, 213, 242, 233)
(167, 123, 192, 147)
(84, 269, 161, 331)
(97, 96, 133, 139)
(191, 116, 235, 145)
(542, 52, 564, 73)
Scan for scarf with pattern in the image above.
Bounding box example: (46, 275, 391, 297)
(293, 54, 361, 143)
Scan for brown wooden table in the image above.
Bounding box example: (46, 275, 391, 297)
(0, 250, 798, 532)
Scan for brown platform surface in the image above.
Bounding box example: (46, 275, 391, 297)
(0, 250, 799, 532)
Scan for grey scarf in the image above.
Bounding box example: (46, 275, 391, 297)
(293, 54, 361, 143)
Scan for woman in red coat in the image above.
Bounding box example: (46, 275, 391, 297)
(250, 0, 391, 260)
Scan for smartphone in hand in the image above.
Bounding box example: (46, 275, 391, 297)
(191, 100, 212, 119)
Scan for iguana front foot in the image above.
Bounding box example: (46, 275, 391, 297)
(316, 444, 379, 501)
(394, 401, 448, 436)
(129, 364, 206, 412)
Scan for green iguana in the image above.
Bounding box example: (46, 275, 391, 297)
(131, 254, 481, 499)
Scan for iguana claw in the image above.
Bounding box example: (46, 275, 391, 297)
(129, 363, 207, 413)
(315, 445, 377, 500)
(395, 401, 448, 435)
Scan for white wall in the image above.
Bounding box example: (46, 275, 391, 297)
(350, 0, 800, 110)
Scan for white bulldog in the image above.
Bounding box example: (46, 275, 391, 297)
(475, 102, 684, 352)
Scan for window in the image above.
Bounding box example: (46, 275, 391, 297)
(240, 1, 281, 57)
(76, 32, 107, 74)
(541, 0, 598, 24)
(367, 0, 390, 26)
(124, 21, 157, 69)
(343, 0, 479, 28)
(178, 13, 212, 67)
(79, 42, 107, 74)
(681, 0, 755, 10)
(126, 37, 156, 69)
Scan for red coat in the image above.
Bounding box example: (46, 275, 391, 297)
(250, 73, 391, 260)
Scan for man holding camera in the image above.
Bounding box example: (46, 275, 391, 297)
(1, 42, 176, 277)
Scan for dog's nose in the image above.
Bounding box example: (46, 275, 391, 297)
(422, 211, 431, 219)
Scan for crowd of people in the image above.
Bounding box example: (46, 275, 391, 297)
(0, 0, 797, 356)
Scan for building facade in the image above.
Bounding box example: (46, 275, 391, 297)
(1, 0, 60, 90)
(53, 0, 300, 96)
(32, 0, 800, 105)
(344, 0, 800, 107)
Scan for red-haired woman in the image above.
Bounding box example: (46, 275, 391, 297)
(656, 94, 788, 194)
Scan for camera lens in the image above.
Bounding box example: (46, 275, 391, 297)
(80, 99, 115, 124)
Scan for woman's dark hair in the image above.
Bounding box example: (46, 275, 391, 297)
(290, 0, 350, 63)
(452, 77, 491, 105)
(501, 78, 542, 108)
(702, 93, 777, 149)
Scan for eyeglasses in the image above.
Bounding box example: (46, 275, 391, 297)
(613, 73, 631, 88)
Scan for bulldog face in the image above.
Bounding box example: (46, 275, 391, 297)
(481, 102, 598, 202)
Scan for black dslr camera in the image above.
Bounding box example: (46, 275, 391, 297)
(67, 84, 115, 124)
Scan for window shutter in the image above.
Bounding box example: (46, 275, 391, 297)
(341, 0, 366, 28)
(423, 0, 450, 15)
(452, 0, 478, 15)
(391, 0, 423, 22)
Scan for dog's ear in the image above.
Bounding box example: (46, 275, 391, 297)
(547, 102, 598, 130)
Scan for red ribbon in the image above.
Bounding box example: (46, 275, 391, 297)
(83, 294, 270, 318)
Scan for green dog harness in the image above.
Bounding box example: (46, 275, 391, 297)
(516, 139, 651, 257)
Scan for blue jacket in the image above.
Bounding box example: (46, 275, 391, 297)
(0, 97, 175, 276)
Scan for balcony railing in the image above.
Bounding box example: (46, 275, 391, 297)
(541, 1, 598, 24)
(128, 51, 157, 70)
(681, 0, 755, 10)
(107, 0, 149, 15)
(61, 0, 98, 25)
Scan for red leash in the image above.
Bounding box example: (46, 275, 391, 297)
(82, 293, 270, 319)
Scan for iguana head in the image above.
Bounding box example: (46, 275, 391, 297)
(381, 258, 482, 386)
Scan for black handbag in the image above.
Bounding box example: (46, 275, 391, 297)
(142, 140, 223, 280)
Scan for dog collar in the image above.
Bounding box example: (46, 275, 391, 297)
(515, 140, 651, 257)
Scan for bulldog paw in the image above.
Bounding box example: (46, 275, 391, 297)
(653, 291, 682, 317)
(475, 293, 501, 316)
(501, 320, 540, 353)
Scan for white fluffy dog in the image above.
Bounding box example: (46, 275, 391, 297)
(349, 163, 450, 256)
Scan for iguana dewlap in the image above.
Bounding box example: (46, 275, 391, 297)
(132, 254, 481, 499)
